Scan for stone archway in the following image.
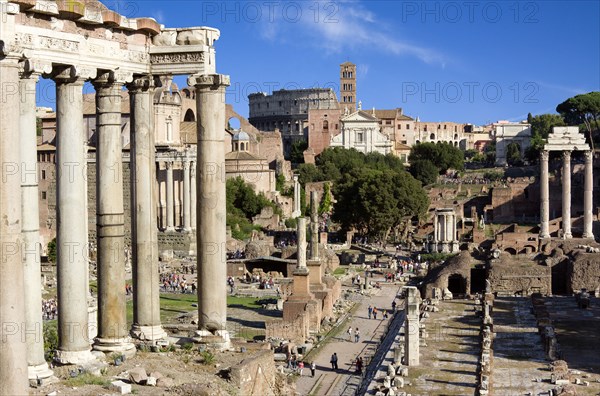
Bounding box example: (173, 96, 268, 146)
(184, 108, 196, 121)
(448, 274, 466, 295)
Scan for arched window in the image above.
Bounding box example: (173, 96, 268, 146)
(323, 120, 329, 130)
(430, 133, 435, 140)
(184, 109, 196, 122)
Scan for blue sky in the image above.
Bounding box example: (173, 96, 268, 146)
(41, 1, 600, 125)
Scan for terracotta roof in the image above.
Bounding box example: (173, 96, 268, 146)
(225, 151, 260, 161)
(374, 109, 400, 119)
(395, 143, 411, 151)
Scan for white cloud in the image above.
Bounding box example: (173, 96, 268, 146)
(257, 1, 448, 67)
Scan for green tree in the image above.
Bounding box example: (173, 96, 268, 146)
(47, 238, 57, 263)
(530, 113, 565, 139)
(319, 182, 333, 214)
(289, 140, 308, 164)
(409, 159, 439, 186)
(506, 142, 522, 166)
(297, 163, 322, 185)
(408, 142, 464, 174)
(556, 92, 600, 149)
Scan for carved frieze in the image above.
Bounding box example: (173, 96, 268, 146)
(39, 35, 80, 52)
(150, 51, 205, 65)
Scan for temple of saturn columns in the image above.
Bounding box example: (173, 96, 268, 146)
(0, 1, 230, 393)
(539, 126, 594, 239)
(429, 208, 459, 253)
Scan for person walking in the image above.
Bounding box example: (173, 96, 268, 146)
(347, 326, 353, 341)
(310, 361, 316, 377)
(373, 306, 378, 320)
(330, 353, 338, 370)
(298, 361, 304, 376)
(355, 327, 360, 343)
(368, 305, 373, 319)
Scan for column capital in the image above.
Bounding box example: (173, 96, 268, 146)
(584, 150, 593, 161)
(562, 150, 572, 160)
(51, 65, 96, 84)
(165, 161, 172, 170)
(540, 150, 549, 161)
(126, 75, 161, 93)
(187, 73, 230, 89)
(183, 160, 190, 170)
(20, 59, 52, 79)
(92, 70, 128, 88)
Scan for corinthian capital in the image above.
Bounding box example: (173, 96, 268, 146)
(187, 73, 230, 89)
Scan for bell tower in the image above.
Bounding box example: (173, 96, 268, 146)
(340, 62, 356, 111)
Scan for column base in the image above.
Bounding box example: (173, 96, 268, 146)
(182, 227, 192, 233)
(54, 348, 96, 365)
(192, 329, 231, 350)
(539, 232, 550, 239)
(93, 337, 136, 358)
(582, 232, 594, 239)
(28, 362, 54, 382)
(165, 227, 175, 232)
(130, 324, 168, 342)
(563, 232, 573, 239)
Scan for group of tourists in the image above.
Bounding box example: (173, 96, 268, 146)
(287, 355, 316, 377)
(160, 272, 196, 294)
(42, 298, 58, 320)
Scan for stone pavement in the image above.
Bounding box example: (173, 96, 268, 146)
(295, 274, 403, 396)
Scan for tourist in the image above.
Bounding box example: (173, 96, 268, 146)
(373, 307, 378, 320)
(347, 326, 353, 341)
(368, 305, 373, 319)
(310, 361, 316, 377)
(383, 310, 389, 319)
(356, 357, 363, 374)
(298, 361, 304, 376)
(392, 300, 397, 311)
(227, 276, 235, 294)
(355, 327, 360, 343)
(330, 353, 338, 370)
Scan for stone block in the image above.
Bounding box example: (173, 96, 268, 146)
(146, 376, 157, 386)
(149, 371, 163, 380)
(157, 377, 175, 388)
(129, 367, 147, 384)
(110, 380, 132, 394)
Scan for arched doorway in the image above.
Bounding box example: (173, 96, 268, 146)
(448, 274, 466, 296)
(184, 109, 195, 122)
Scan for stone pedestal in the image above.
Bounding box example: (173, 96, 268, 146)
(189, 73, 230, 347)
(404, 286, 420, 366)
(128, 76, 166, 342)
(92, 72, 135, 357)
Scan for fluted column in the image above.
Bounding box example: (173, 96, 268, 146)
(297, 217, 308, 271)
(128, 76, 166, 341)
(433, 213, 439, 242)
(539, 150, 550, 238)
(0, 52, 28, 394)
(53, 67, 95, 365)
(583, 150, 594, 238)
(92, 71, 135, 356)
(309, 191, 319, 260)
(562, 150, 572, 239)
(190, 161, 197, 230)
(182, 159, 192, 232)
(165, 161, 175, 231)
(292, 174, 301, 218)
(189, 73, 230, 343)
(20, 70, 54, 380)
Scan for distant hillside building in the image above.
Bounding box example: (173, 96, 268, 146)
(493, 121, 532, 166)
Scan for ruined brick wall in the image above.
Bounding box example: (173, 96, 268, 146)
(323, 275, 341, 302)
(265, 311, 308, 343)
(568, 252, 600, 294)
(229, 350, 277, 396)
(306, 108, 342, 157)
(488, 261, 551, 296)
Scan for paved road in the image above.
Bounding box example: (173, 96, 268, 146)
(295, 273, 403, 396)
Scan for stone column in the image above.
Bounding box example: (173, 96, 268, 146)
(92, 72, 135, 356)
(562, 150, 572, 239)
(433, 213, 439, 242)
(309, 191, 319, 260)
(583, 150, 594, 239)
(297, 217, 308, 271)
(292, 174, 301, 218)
(0, 50, 28, 394)
(540, 150, 550, 238)
(189, 73, 230, 343)
(128, 76, 167, 341)
(182, 159, 192, 232)
(165, 161, 175, 231)
(190, 161, 197, 230)
(53, 67, 95, 365)
(404, 286, 420, 366)
(20, 70, 53, 381)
